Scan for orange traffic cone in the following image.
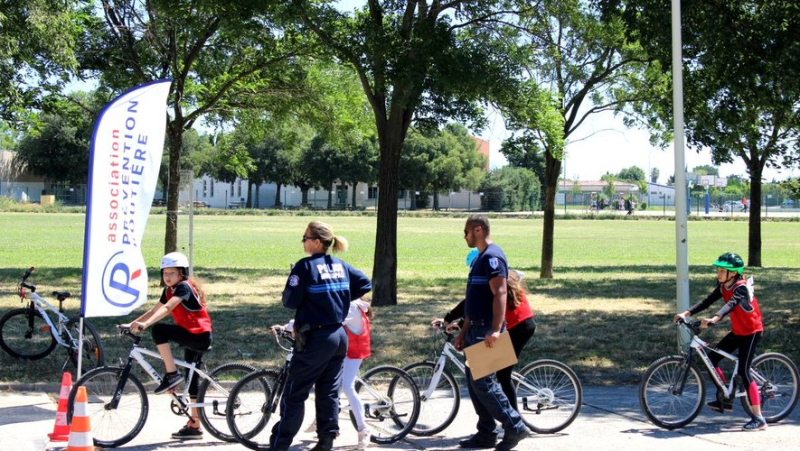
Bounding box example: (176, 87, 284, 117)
(47, 372, 72, 441)
(66, 386, 93, 451)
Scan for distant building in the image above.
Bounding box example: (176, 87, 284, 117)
(0, 150, 46, 202)
(472, 137, 490, 171)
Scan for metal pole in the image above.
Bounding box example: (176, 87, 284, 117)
(672, 0, 691, 328)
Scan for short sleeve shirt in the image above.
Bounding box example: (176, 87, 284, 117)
(282, 253, 372, 327)
(464, 243, 508, 323)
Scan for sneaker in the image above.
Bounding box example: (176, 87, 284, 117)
(154, 372, 183, 394)
(742, 418, 767, 431)
(171, 422, 203, 440)
(459, 432, 497, 449)
(357, 428, 371, 449)
(706, 400, 733, 413)
(494, 427, 531, 451)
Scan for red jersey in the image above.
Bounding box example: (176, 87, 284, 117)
(345, 305, 371, 359)
(506, 291, 535, 330)
(161, 280, 212, 334)
(721, 279, 763, 335)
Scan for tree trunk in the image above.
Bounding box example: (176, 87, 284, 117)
(164, 121, 183, 254)
(539, 150, 562, 279)
(371, 121, 407, 307)
(409, 186, 417, 211)
(246, 182, 253, 208)
(255, 182, 261, 209)
(327, 183, 333, 210)
(433, 186, 439, 211)
(300, 185, 309, 206)
(274, 182, 282, 207)
(747, 161, 763, 267)
(351, 183, 357, 207)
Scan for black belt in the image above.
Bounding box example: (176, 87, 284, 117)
(469, 319, 489, 326)
(307, 323, 342, 330)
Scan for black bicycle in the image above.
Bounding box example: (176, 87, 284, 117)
(226, 328, 421, 450)
(0, 267, 104, 371)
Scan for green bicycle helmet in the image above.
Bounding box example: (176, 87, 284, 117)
(712, 252, 744, 274)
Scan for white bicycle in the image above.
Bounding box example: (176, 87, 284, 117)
(0, 267, 104, 371)
(67, 326, 255, 447)
(403, 323, 582, 435)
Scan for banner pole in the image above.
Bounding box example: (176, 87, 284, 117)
(77, 317, 84, 379)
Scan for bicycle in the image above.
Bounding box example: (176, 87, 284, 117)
(402, 322, 582, 436)
(66, 326, 255, 447)
(0, 267, 104, 372)
(639, 318, 799, 429)
(226, 328, 421, 450)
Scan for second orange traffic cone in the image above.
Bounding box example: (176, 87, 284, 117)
(66, 386, 94, 451)
(47, 372, 72, 441)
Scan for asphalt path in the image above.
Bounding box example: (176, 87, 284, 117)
(1, 383, 798, 451)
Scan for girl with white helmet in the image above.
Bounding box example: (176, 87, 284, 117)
(121, 251, 213, 440)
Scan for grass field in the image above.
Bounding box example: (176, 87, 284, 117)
(1, 212, 798, 385)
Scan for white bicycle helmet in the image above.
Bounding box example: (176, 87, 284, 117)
(160, 252, 190, 277)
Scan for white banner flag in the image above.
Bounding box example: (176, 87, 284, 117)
(81, 80, 171, 318)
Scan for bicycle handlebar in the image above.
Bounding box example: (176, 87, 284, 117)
(271, 327, 295, 353)
(21, 267, 34, 283)
(676, 317, 707, 335)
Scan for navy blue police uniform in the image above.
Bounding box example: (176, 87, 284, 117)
(269, 253, 372, 450)
(464, 244, 527, 439)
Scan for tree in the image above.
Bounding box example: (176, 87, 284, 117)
(12, 91, 106, 185)
(498, 0, 667, 278)
(0, 0, 87, 127)
(691, 165, 719, 176)
(289, 1, 519, 304)
(617, 166, 645, 182)
(78, 0, 306, 254)
(478, 166, 540, 212)
(620, 0, 800, 266)
(650, 167, 659, 183)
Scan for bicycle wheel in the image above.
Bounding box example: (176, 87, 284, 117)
(226, 369, 280, 450)
(350, 365, 420, 445)
(402, 361, 460, 436)
(197, 362, 257, 442)
(67, 366, 148, 447)
(0, 308, 57, 360)
(639, 355, 705, 429)
(515, 359, 582, 434)
(741, 353, 799, 423)
(65, 317, 105, 370)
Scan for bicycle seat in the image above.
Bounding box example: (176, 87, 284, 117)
(52, 291, 71, 300)
(183, 344, 212, 354)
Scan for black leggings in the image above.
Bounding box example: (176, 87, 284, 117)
(497, 318, 536, 411)
(709, 331, 761, 402)
(151, 324, 212, 396)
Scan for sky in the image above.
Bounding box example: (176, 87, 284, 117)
(476, 107, 795, 185)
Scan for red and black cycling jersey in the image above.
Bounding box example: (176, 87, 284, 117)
(159, 280, 213, 334)
(689, 279, 763, 335)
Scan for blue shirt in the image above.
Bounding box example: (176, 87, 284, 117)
(282, 253, 372, 327)
(465, 243, 508, 323)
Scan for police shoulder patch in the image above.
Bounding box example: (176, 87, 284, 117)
(489, 257, 499, 269)
(288, 275, 300, 287)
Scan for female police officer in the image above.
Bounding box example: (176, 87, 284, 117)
(268, 220, 372, 451)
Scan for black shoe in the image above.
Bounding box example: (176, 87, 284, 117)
(309, 435, 335, 451)
(495, 428, 530, 451)
(154, 372, 183, 394)
(459, 433, 497, 449)
(171, 422, 203, 440)
(706, 400, 733, 413)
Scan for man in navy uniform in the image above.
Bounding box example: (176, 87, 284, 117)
(455, 215, 530, 450)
